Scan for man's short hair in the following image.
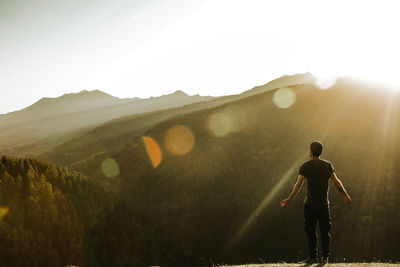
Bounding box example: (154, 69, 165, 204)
(310, 141, 323, 157)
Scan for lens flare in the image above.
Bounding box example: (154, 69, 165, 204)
(143, 136, 162, 167)
(223, 105, 247, 132)
(272, 87, 296, 109)
(206, 112, 231, 138)
(101, 158, 120, 178)
(164, 125, 195, 156)
(206, 105, 247, 138)
(0, 207, 9, 219)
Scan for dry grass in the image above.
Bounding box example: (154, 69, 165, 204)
(223, 264, 400, 267)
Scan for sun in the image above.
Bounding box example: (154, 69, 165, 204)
(361, 77, 400, 93)
(385, 85, 400, 92)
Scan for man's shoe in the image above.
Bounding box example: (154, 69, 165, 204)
(321, 256, 329, 264)
(301, 257, 318, 264)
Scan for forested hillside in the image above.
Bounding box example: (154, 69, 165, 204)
(38, 79, 400, 266)
(0, 156, 110, 267)
(2, 78, 400, 266)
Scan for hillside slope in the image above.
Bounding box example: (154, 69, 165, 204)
(3, 74, 400, 266)
(38, 77, 400, 266)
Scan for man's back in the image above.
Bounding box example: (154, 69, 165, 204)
(299, 159, 335, 209)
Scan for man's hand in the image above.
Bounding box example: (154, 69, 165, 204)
(344, 195, 352, 204)
(280, 175, 305, 207)
(280, 197, 291, 207)
(330, 173, 351, 205)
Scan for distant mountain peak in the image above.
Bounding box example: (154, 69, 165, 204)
(171, 90, 188, 96)
(78, 89, 105, 95)
(18, 89, 120, 117)
(33, 90, 112, 104)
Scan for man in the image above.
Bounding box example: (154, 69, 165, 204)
(280, 141, 351, 265)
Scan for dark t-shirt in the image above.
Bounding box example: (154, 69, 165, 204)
(299, 159, 335, 208)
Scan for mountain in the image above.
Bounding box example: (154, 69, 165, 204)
(42, 73, 316, 167)
(39, 75, 400, 265)
(8, 89, 127, 119)
(0, 73, 315, 157)
(0, 89, 214, 155)
(2, 74, 399, 266)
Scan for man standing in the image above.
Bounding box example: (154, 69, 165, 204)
(280, 141, 351, 264)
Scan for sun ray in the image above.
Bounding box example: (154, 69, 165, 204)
(220, 158, 303, 257)
(382, 92, 395, 139)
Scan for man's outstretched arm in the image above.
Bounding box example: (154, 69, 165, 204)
(330, 172, 352, 204)
(280, 175, 305, 207)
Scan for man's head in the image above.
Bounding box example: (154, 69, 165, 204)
(310, 141, 323, 157)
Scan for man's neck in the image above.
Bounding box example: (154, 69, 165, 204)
(311, 156, 320, 160)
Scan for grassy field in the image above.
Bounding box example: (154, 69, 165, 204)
(223, 264, 400, 267)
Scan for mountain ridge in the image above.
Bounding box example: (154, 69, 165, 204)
(0, 72, 369, 157)
(1, 89, 197, 116)
(0, 88, 214, 153)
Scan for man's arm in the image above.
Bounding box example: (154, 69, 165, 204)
(330, 172, 352, 204)
(280, 175, 305, 207)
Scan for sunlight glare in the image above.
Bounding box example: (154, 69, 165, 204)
(206, 112, 230, 138)
(224, 105, 248, 132)
(164, 125, 195, 156)
(272, 87, 296, 109)
(101, 158, 120, 178)
(143, 136, 162, 168)
(205, 105, 247, 138)
(0, 207, 9, 219)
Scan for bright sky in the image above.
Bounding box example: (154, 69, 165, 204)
(1, 0, 400, 114)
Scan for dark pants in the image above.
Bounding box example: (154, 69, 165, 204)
(304, 205, 331, 258)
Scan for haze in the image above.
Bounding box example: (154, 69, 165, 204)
(1, 0, 399, 114)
